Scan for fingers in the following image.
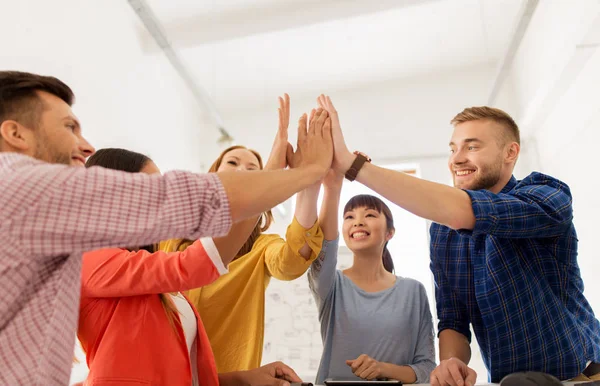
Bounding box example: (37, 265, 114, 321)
(274, 362, 302, 382)
(317, 94, 326, 110)
(315, 109, 328, 137)
(348, 354, 365, 371)
(309, 109, 328, 137)
(278, 94, 290, 132)
(326, 96, 337, 114)
(465, 368, 477, 386)
(285, 142, 294, 167)
(323, 117, 332, 140)
(447, 363, 465, 386)
(297, 113, 307, 144)
(431, 373, 441, 386)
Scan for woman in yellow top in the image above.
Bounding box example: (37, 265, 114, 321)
(160, 94, 325, 373)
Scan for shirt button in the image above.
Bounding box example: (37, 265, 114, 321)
(306, 232, 311, 237)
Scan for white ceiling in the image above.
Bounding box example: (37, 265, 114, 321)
(141, 0, 524, 114)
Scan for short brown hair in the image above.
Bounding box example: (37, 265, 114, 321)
(0, 71, 74, 129)
(451, 106, 520, 145)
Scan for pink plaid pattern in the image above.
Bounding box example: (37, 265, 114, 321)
(0, 153, 232, 385)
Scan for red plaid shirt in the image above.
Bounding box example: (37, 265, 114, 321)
(0, 153, 232, 385)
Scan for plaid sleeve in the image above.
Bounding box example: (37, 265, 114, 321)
(429, 226, 471, 341)
(10, 163, 231, 258)
(431, 260, 472, 341)
(466, 174, 572, 239)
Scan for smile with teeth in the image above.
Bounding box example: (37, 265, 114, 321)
(455, 170, 475, 176)
(351, 231, 369, 240)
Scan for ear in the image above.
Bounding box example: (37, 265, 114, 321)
(386, 228, 395, 242)
(0, 120, 33, 152)
(505, 141, 520, 164)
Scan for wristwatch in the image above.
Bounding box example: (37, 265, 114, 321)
(344, 151, 371, 182)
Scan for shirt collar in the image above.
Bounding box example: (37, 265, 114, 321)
(500, 175, 517, 194)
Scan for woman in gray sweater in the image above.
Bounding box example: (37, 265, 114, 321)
(308, 171, 436, 384)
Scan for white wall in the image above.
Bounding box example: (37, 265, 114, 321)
(492, 0, 600, 314)
(529, 49, 600, 314)
(220, 62, 497, 163)
(0, 0, 219, 173)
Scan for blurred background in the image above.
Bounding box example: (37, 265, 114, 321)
(2, 0, 599, 383)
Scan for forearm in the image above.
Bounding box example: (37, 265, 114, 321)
(320, 184, 342, 240)
(212, 216, 258, 265)
(355, 163, 475, 230)
(380, 363, 417, 384)
(217, 165, 323, 223)
(439, 329, 471, 363)
(218, 372, 246, 386)
(295, 182, 320, 259)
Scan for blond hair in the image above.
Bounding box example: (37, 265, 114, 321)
(451, 106, 520, 145)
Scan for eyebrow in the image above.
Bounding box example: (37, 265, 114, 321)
(449, 138, 483, 146)
(62, 116, 81, 129)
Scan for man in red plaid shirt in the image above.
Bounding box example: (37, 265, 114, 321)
(0, 71, 333, 385)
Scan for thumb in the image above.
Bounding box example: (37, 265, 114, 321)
(274, 380, 290, 386)
(346, 360, 354, 366)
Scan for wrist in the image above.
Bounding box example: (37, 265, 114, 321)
(300, 164, 327, 181)
(379, 362, 391, 378)
(336, 151, 355, 174)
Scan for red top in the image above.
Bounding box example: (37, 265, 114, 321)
(78, 239, 225, 386)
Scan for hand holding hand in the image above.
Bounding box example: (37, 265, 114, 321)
(430, 358, 477, 386)
(346, 354, 385, 380)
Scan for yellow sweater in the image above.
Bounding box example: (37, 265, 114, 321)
(159, 218, 323, 373)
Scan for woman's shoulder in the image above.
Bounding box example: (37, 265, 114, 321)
(394, 276, 428, 294)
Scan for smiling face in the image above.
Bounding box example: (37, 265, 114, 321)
(216, 147, 261, 172)
(33, 91, 95, 167)
(341, 195, 395, 260)
(343, 206, 392, 254)
(448, 119, 519, 192)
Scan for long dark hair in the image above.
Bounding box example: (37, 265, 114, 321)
(84, 148, 180, 329)
(343, 194, 395, 273)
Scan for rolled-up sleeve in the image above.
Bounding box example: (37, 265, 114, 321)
(264, 217, 324, 280)
(465, 175, 572, 239)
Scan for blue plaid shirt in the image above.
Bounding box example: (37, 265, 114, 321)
(430, 172, 600, 382)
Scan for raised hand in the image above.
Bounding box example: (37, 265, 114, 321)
(317, 94, 354, 175)
(298, 108, 333, 176)
(265, 93, 293, 171)
(346, 354, 384, 380)
(430, 358, 477, 386)
(286, 113, 307, 169)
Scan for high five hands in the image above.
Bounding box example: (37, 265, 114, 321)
(266, 93, 354, 180)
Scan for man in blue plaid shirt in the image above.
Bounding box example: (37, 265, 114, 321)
(318, 95, 600, 385)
